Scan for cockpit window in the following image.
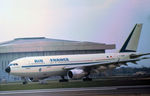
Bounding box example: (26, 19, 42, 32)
(8, 63, 18, 66)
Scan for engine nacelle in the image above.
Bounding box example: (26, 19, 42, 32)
(67, 69, 88, 79)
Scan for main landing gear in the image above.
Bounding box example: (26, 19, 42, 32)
(59, 76, 69, 82)
(23, 81, 28, 85)
(83, 77, 92, 81)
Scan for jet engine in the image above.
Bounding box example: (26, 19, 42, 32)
(67, 69, 88, 79)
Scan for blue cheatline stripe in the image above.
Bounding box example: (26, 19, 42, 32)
(21, 61, 103, 68)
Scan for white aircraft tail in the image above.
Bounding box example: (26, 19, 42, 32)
(119, 24, 143, 53)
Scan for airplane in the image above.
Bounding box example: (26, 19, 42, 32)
(5, 24, 150, 84)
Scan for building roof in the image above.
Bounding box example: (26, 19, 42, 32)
(0, 37, 115, 53)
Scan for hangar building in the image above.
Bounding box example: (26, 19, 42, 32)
(0, 37, 115, 82)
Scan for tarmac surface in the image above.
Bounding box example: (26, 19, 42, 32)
(0, 85, 150, 96)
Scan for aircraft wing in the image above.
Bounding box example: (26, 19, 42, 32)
(64, 57, 150, 70)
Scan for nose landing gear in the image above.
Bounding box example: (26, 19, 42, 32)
(21, 77, 28, 85)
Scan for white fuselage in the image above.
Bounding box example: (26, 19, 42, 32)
(8, 52, 134, 79)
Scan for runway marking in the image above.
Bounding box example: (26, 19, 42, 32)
(0, 85, 149, 95)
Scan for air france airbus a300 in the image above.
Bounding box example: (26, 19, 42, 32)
(5, 24, 150, 84)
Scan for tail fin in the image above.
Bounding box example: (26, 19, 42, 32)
(119, 24, 143, 53)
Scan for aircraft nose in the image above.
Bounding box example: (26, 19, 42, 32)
(5, 67, 11, 73)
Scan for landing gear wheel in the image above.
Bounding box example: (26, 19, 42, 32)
(23, 81, 28, 85)
(83, 77, 92, 82)
(59, 76, 69, 82)
(59, 79, 69, 82)
(21, 77, 28, 85)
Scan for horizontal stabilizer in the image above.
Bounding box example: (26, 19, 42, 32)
(130, 53, 150, 58)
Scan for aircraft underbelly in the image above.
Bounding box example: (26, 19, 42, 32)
(12, 66, 66, 78)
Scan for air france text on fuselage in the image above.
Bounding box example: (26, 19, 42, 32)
(50, 58, 69, 62)
(34, 58, 69, 63)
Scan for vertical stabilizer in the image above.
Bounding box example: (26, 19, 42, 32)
(119, 24, 143, 52)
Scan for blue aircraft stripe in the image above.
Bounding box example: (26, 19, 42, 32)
(21, 61, 103, 68)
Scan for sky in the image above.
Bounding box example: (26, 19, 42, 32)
(0, 0, 150, 67)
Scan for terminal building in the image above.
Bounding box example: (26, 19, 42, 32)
(0, 37, 115, 82)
